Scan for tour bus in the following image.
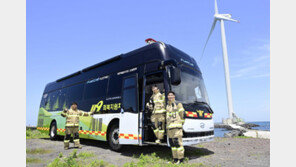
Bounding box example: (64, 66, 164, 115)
(37, 39, 214, 151)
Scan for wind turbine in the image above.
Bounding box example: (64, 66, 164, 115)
(202, 0, 239, 122)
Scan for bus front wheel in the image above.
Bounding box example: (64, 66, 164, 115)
(49, 121, 58, 140)
(108, 124, 122, 151)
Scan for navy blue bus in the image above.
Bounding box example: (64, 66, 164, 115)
(37, 39, 214, 150)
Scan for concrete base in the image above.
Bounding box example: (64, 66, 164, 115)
(243, 130, 270, 139)
(219, 123, 270, 139)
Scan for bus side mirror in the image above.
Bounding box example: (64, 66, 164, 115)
(170, 67, 181, 85)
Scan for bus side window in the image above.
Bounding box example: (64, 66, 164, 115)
(58, 88, 68, 110)
(44, 91, 58, 111)
(67, 83, 84, 105)
(107, 75, 123, 98)
(122, 77, 137, 113)
(50, 91, 59, 111)
(84, 78, 108, 100)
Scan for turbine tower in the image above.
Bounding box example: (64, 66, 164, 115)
(202, 0, 239, 122)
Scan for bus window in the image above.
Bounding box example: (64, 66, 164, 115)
(59, 88, 68, 110)
(84, 78, 108, 100)
(123, 77, 136, 88)
(122, 76, 137, 113)
(45, 91, 58, 111)
(107, 75, 123, 98)
(67, 84, 84, 104)
(40, 93, 48, 108)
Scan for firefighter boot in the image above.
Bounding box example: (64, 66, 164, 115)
(179, 158, 184, 163)
(74, 139, 82, 149)
(173, 158, 179, 164)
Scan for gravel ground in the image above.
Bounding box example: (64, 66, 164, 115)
(26, 137, 269, 167)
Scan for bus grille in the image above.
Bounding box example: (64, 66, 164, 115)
(183, 131, 214, 138)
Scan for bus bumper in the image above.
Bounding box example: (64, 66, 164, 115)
(182, 135, 214, 146)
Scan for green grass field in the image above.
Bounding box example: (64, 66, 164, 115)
(26, 128, 49, 139)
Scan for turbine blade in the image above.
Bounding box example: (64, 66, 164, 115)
(199, 19, 217, 62)
(215, 0, 219, 14)
(225, 18, 240, 23)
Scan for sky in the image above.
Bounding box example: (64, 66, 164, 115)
(27, 0, 270, 126)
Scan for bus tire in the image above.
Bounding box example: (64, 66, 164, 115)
(49, 121, 58, 140)
(108, 124, 122, 151)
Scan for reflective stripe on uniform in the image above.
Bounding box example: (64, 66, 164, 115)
(171, 147, 177, 150)
(178, 108, 185, 112)
(73, 139, 80, 142)
(154, 109, 166, 113)
(167, 112, 177, 116)
(67, 115, 79, 117)
(168, 123, 183, 129)
(153, 129, 159, 132)
(177, 146, 184, 151)
(66, 123, 79, 126)
(64, 140, 70, 143)
(159, 130, 165, 133)
(154, 99, 165, 103)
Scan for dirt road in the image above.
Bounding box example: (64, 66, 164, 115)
(26, 137, 269, 167)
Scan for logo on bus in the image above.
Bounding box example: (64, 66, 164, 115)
(91, 100, 121, 113)
(196, 110, 204, 117)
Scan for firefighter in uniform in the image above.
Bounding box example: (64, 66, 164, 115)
(166, 91, 185, 164)
(61, 102, 94, 150)
(146, 85, 166, 144)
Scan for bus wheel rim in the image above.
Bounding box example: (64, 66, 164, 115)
(112, 128, 119, 144)
(50, 126, 55, 137)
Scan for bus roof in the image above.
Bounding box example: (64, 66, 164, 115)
(44, 42, 199, 93)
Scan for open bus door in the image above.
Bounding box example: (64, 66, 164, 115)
(119, 74, 140, 145)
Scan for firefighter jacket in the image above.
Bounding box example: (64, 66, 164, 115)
(166, 101, 185, 130)
(61, 108, 92, 127)
(152, 92, 166, 114)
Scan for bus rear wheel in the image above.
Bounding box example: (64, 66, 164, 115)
(108, 124, 122, 151)
(50, 121, 58, 140)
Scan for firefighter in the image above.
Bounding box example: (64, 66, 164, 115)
(146, 85, 166, 144)
(61, 102, 94, 150)
(166, 91, 185, 164)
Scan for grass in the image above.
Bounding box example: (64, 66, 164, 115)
(47, 150, 208, 167)
(26, 148, 52, 154)
(47, 150, 114, 167)
(27, 157, 42, 164)
(78, 151, 95, 159)
(124, 153, 207, 167)
(26, 129, 49, 139)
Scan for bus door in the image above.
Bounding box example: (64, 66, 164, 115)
(119, 74, 140, 145)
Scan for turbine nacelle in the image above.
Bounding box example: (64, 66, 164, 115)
(214, 14, 239, 23)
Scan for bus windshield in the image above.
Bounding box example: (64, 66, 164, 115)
(171, 67, 209, 104)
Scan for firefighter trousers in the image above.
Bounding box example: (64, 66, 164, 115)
(64, 126, 81, 148)
(168, 128, 184, 159)
(151, 113, 166, 140)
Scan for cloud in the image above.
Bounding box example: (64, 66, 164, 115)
(230, 41, 270, 79)
(231, 66, 257, 78)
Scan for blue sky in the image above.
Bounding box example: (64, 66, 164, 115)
(27, 0, 270, 126)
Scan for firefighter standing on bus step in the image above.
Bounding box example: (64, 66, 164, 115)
(61, 102, 94, 150)
(146, 85, 166, 144)
(166, 91, 185, 164)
